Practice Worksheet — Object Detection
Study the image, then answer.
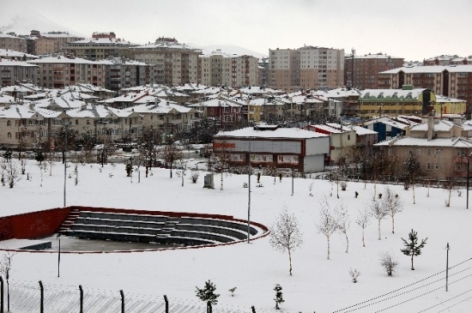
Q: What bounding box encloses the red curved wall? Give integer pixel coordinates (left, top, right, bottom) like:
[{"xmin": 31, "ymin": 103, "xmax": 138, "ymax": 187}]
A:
[{"xmin": 0, "ymin": 208, "xmax": 71, "ymax": 240}]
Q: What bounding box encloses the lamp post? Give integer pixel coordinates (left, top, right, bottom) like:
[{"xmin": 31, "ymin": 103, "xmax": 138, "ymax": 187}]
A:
[
  {"xmin": 247, "ymin": 137, "xmax": 252, "ymax": 244},
  {"xmin": 291, "ymin": 168, "xmax": 297, "ymax": 196},
  {"xmin": 467, "ymin": 155, "xmax": 471, "ymax": 209},
  {"xmin": 62, "ymin": 119, "xmax": 72, "ymax": 208}
]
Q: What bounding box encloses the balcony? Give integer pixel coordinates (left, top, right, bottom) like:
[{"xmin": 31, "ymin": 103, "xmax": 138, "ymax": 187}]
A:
[{"xmin": 453, "ymin": 156, "xmax": 470, "ymax": 163}]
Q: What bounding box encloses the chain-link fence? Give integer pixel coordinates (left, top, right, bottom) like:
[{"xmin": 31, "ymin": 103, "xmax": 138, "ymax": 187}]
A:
[{"xmin": 5, "ymin": 279, "xmax": 272, "ymax": 313}]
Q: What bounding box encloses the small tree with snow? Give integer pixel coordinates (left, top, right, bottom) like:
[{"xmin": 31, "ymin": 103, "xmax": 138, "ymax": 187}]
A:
[
  {"xmin": 401, "ymin": 229, "xmax": 428, "ymax": 270},
  {"xmin": 355, "ymin": 208, "xmax": 371, "ymax": 247},
  {"xmin": 195, "ymin": 280, "xmax": 219, "ymax": 305},
  {"xmin": 370, "ymin": 199, "xmax": 387, "ymax": 240},
  {"xmin": 228, "ymin": 287, "xmax": 236, "ymax": 297},
  {"xmin": 316, "ymin": 197, "xmax": 338, "ymax": 259},
  {"xmin": 379, "ymin": 251, "xmax": 398, "ymax": 276},
  {"xmin": 349, "ymin": 268, "xmax": 361, "ymax": 283},
  {"xmin": 269, "ymin": 207, "xmax": 303, "ymax": 276},
  {"xmin": 273, "ymin": 284, "xmax": 284, "ymax": 310},
  {"xmin": 190, "ymin": 170, "xmax": 199, "ymax": 183},
  {"xmin": 0, "ymin": 252, "xmax": 14, "ymax": 311},
  {"xmin": 335, "ymin": 204, "xmax": 350, "ymax": 253},
  {"xmin": 382, "ymin": 187, "xmax": 403, "ymax": 234}
]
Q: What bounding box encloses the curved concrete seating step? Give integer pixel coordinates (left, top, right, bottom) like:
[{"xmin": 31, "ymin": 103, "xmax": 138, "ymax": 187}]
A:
[
  {"xmin": 180, "ymin": 217, "xmax": 258, "ymax": 236},
  {"xmin": 70, "ymin": 230, "xmax": 218, "ymax": 246},
  {"xmin": 60, "ymin": 210, "xmax": 264, "ymax": 247}
]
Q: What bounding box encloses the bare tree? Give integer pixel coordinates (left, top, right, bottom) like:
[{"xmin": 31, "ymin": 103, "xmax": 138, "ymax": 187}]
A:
[
  {"xmin": 443, "ymin": 180, "xmax": 455, "ymax": 207},
  {"xmin": 379, "ymin": 251, "xmax": 399, "ymax": 276},
  {"xmin": 161, "ymin": 143, "xmax": 183, "ymax": 178},
  {"xmin": 0, "ymin": 252, "xmax": 14, "ymax": 311},
  {"xmin": 335, "ymin": 204, "xmax": 350, "ymax": 253},
  {"xmin": 316, "ymin": 197, "xmax": 338, "ymax": 260},
  {"xmin": 96, "ymin": 126, "xmax": 116, "ymax": 168},
  {"xmin": 213, "ymin": 139, "xmax": 233, "ymax": 191},
  {"xmin": 269, "ymin": 207, "xmax": 303, "ymax": 276},
  {"xmin": 355, "ymin": 207, "xmax": 371, "ymax": 247},
  {"xmin": 6, "ymin": 161, "xmax": 22, "ymax": 188},
  {"xmin": 137, "ymin": 127, "xmax": 161, "ymax": 177},
  {"xmin": 403, "ymin": 155, "xmax": 421, "ymax": 204},
  {"xmin": 370, "ymin": 199, "xmax": 387, "ymax": 240},
  {"xmin": 382, "ymin": 187, "xmax": 403, "ymax": 234}
]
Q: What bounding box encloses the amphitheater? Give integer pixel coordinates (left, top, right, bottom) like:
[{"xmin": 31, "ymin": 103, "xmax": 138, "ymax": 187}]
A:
[{"xmin": 0, "ymin": 206, "xmax": 269, "ymax": 252}]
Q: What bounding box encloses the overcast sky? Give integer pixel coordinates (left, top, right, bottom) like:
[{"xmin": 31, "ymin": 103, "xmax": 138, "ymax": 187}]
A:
[{"xmin": 1, "ymin": 0, "xmax": 471, "ymax": 61}]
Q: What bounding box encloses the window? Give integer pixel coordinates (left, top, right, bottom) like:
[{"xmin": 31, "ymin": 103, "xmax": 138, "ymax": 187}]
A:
[
  {"xmin": 347, "ymin": 135, "xmax": 351, "ymax": 140},
  {"xmin": 435, "ymin": 149, "xmax": 441, "ymax": 155},
  {"xmin": 427, "ymin": 149, "xmax": 431, "ymax": 156},
  {"xmin": 427, "ymin": 163, "xmax": 431, "ymax": 170},
  {"xmin": 417, "ymin": 149, "xmax": 421, "ymax": 156},
  {"xmin": 457, "ymin": 164, "xmax": 461, "ymax": 171},
  {"xmin": 435, "ymin": 163, "xmax": 439, "ymax": 170},
  {"xmin": 7, "ymin": 132, "xmax": 11, "ymax": 139},
  {"xmin": 75, "ymin": 120, "xmax": 78, "ymax": 125},
  {"xmin": 7, "ymin": 120, "xmax": 11, "ymax": 127},
  {"xmin": 86, "ymin": 120, "xmax": 90, "ymax": 125},
  {"xmin": 388, "ymin": 148, "xmax": 392, "ymax": 155}
]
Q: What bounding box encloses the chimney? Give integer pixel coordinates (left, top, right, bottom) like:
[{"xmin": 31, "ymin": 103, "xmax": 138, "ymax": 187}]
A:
[{"xmin": 427, "ymin": 110, "xmax": 435, "ymax": 141}]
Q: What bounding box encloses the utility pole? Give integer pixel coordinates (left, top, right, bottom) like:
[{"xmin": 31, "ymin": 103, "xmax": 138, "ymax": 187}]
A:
[{"xmin": 446, "ymin": 242, "xmax": 450, "ymax": 291}]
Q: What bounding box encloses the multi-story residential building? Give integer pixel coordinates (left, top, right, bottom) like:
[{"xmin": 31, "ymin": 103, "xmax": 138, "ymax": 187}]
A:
[
  {"xmin": 269, "ymin": 48, "xmax": 299, "ymax": 91},
  {"xmin": 0, "ymin": 48, "xmax": 38, "ymax": 61},
  {"xmin": 63, "ymin": 32, "xmax": 137, "ymax": 61},
  {"xmin": 200, "ymin": 49, "xmax": 259, "ymax": 88},
  {"xmin": 423, "ymin": 55, "xmax": 472, "ymax": 66},
  {"xmin": 132, "ymin": 37, "xmax": 201, "ymax": 86},
  {"xmin": 102, "ymin": 58, "xmax": 155, "ymax": 91},
  {"xmin": 358, "ymin": 86, "xmax": 437, "ymax": 118},
  {"xmin": 188, "ymin": 96, "xmax": 242, "ymax": 130},
  {"xmin": 378, "ymin": 65, "xmax": 472, "ymax": 115},
  {"xmin": 0, "ymin": 32, "xmax": 26, "ymax": 53},
  {"xmin": 258, "ymin": 57, "xmax": 269, "ymax": 87},
  {"xmin": 35, "ymin": 31, "xmax": 84, "ymax": 55},
  {"xmin": 344, "ymin": 53, "xmax": 404, "ymax": 89},
  {"xmin": 28, "ymin": 56, "xmax": 107, "ymax": 89},
  {"xmin": 0, "ymin": 60, "xmax": 38, "ymax": 86},
  {"xmin": 269, "ymin": 46, "xmax": 344, "ymax": 91},
  {"xmin": 375, "ymin": 114, "xmax": 472, "ymax": 180}
]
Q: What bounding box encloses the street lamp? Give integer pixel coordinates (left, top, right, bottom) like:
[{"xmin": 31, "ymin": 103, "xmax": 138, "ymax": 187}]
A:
[
  {"xmin": 467, "ymin": 153, "xmax": 472, "ymax": 209},
  {"xmin": 247, "ymin": 136, "xmax": 253, "ymax": 244},
  {"xmin": 291, "ymin": 168, "xmax": 297, "ymax": 196},
  {"xmin": 62, "ymin": 118, "xmax": 72, "ymax": 208},
  {"xmin": 129, "ymin": 157, "xmax": 134, "ymax": 183}
]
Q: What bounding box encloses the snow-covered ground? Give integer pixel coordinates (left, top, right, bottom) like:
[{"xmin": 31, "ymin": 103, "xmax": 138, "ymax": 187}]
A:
[{"xmin": 2, "ymin": 159, "xmax": 472, "ymax": 312}]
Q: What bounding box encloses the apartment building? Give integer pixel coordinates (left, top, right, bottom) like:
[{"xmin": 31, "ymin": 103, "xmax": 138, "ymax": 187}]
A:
[
  {"xmin": 102, "ymin": 58, "xmax": 155, "ymax": 91},
  {"xmin": 268, "ymin": 48, "xmax": 299, "ymax": 90},
  {"xmin": 63, "ymin": 32, "xmax": 137, "ymax": 61},
  {"xmin": 269, "ymin": 46, "xmax": 344, "ymax": 91},
  {"xmin": 28, "ymin": 56, "xmax": 107, "ymax": 89},
  {"xmin": 0, "ymin": 32, "xmax": 26, "ymax": 53},
  {"xmin": 0, "ymin": 48, "xmax": 38, "ymax": 61},
  {"xmin": 132, "ymin": 37, "xmax": 201, "ymax": 86},
  {"xmin": 424, "ymin": 55, "xmax": 472, "ymax": 66},
  {"xmin": 378, "ymin": 65, "xmax": 472, "ymax": 114},
  {"xmin": 200, "ymin": 49, "xmax": 259, "ymax": 88},
  {"xmin": 0, "ymin": 59, "xmax": 38, "ymax": 86},
  {"xmin": 344, "ymin": 53, "xmax": 404, "ymax": 89},
  {"xmin": 35, "ymin": 31, "xmax": 84, "ymax": 55}
]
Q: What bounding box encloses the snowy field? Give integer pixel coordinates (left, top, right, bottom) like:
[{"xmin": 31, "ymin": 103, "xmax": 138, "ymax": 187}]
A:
[{"xmin": 1, "ymin": 158, "xmax": 472, "ymax": 312}]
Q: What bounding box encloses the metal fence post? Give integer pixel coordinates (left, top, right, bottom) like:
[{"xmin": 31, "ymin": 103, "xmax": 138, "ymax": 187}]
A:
[
  {"xmin": 0, "ymin": 276, "xmax": 3, "ymax": 313},
  {"xmin": 79, "ymin": 285, "xmax": 83, "ymax": 313},
  {"xmin": 39, "ymin": 281, "xmax": 44, "ymax": 313},
  {"xmin": 120, "ymin": 290, "xmax": 125, "ymax": 313},
  {"xmin": 163, "ymin": 295, "xmax": 169, "ymax": 313}
]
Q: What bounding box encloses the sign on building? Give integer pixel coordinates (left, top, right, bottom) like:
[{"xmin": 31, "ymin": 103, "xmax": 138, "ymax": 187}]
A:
[
  {"xmin": 250, "ymin": 154, "xmax": 273, "ymax": 163},
  {"xmin": 278, "ymin": 155, "xmax": 299, "ymax": 164}
]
